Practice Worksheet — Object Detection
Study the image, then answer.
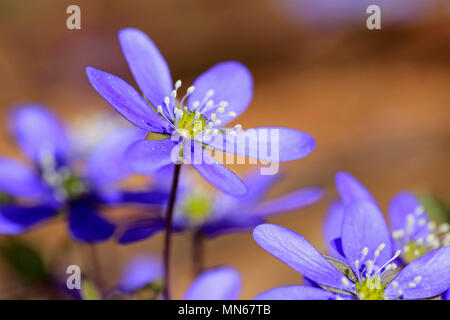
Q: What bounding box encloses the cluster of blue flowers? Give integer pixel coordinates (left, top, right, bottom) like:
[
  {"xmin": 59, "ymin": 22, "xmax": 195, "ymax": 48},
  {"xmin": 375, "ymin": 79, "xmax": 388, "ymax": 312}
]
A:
[{"xmin": 0, "ymin": 28, "xmax": 448, "ymax": 300}]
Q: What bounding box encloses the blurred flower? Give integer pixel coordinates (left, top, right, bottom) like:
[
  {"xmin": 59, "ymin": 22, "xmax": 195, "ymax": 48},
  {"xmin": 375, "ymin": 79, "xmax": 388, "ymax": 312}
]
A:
[
  {"xmin": 253, "ymin": 202, "xmax": 450, "ymax": 300},
  {"xmin": 117, "ymin": 168, "xmax": 323, "ymax": 244},
  {"xmin": 325, "ymin": 172, "xmax": 450, "ymax": 265},
  {"xmin": 116, "ymin": 254, "xmax": 240, "ymax": 300},
  {"xmin": 86, "ymin": 28, "xmax": 315, "ymax": 196},
  {"xmin": 275, "ymin": 0, "xmax": 439, "ymax": 30},
  {"xmin": 0, "ymin": 105, "xmax": 164, "ymax": 243}
]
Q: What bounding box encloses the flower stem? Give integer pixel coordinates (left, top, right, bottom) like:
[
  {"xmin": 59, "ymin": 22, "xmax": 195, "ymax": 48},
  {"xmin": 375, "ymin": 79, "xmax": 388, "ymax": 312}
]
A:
[
  {"xmin": 162, "ymin": 163, "xmax": 182, "ymax": 300},
  {"xmin": 192, "ymin": 231, "xmax": 205, "ymax": 277}
]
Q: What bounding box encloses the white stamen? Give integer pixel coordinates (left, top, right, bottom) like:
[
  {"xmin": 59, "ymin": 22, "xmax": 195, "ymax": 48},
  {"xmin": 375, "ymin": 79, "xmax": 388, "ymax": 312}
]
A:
[
  {"xmin": 210, "ymin": 113, "xmax": 216, "ymax": 121},
  {"xmin": 228, "ymin": 111, "xmax": 237, "ymax": 117},
  {"xmin": 438, "ymin": 223, "xmax": 449, "ymax": 233},
  {"xmin": 234, "ymin": 124, "xmax": 242, "ymax": 130},
  {"xmin": 391, "ymin": 281, "xmax": 398, "ymax": 289},
  {"xmin": 408, "ymin": 282, "xmax": 416, "ymax": 288},
  {"xmin": 341, "ymin": 277, "xmax": 350, "ymax": 287},
  {"xmin": 214, "ymin": 119, "xmax": 222, "ymax": 126},
  {"xmin": 187, "ymin": 86, "xmax": 195, "ymax": 93},
  {"xmin": 175, "ymin": 80, "xmax": 182, "ymax": 89},
  {"xmin": 413, "ymin": 276, "xmax": 422, "ymax": 283},
  {"xmin": 217, "ymin": 107, "xmax": 225, "ymax": 113},
  {"xmin": 219, "ymin": 101, "xmax": 228, "ymax": 107}
]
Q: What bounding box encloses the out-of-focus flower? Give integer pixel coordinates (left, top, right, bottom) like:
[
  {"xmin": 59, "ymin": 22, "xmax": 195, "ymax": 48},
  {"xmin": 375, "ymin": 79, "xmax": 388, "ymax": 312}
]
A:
[
  {"xmin": 253, "ymin": 202, "xmax": 450, "ymax": 300},
  {"xmin": 116, "ymin": 254, "xmax": 240, "ymax": 300},
  {"xmin": 274, "ymin": 0, "xmax": 439, "ymax": 30},
  {"xmin": 86, "ymin": 28, "xmax": 315, "ymax": 196},
  {"xmin": 0, "ymin": 105, "xmax": 164, "ymax": 243},
  {"xmin": 117, "ymin": 168, "xmax": 323, "ymax": 244}
]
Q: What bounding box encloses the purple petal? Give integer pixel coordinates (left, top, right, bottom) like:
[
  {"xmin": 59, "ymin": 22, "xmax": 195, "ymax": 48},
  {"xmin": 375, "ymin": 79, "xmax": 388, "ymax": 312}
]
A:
[
  {"xmin": 442, "ymin": 289, "xmax": 450, "ymax": 300},
  {"xmin": 385, "ymin": 247, "xmax": 450, "ymax": 299},
  {"xmin": 253, "ymin": 224, "xmax": 349, "ymax": 290},
  {"xmin": 120, "ymin": 254, "xmax": 163, "ymax": 293},
  {"xmin": 0, "ymin": 205, "xmax": 57, "ymax": 234},
  {"xmin": 255, "ymin": 285, "xmax": 338, "ymax": 300},
  {"xmin": 117, "ymin": 218, "xmax": 165, "ymax": 244},
  {"xmin": 125, "ymin": 139, "xmax": 178, "ymax": 174},
  {"xmin": 85, "ymin": 66, "xmax": 168, "ymax": 132},
  {"xmin": 10, "ymin": 105, "xmax": 70, "ymax": 163},
  {"xmin": 189, "ymin": 145, "xmax": 247, "ymax": 196},
  {"xmin": 323, "ymin": 199, "xmax": 346, "ymax": 260},
  {"xmin": 118, "ymin": 28, "xmax": 173, "ymax": 113},
  {"xmin": 87, "ymin": 128, "xmax": 146, "ymax": 188},
  {"xmin": 241, "ymin": 170, "xmax": 281, "ymax": 203},
  {"xmin": 389, "ymin": 192, "xmax": 429, "ymax": 239},
  {"xmin": 341, "ymin": 200, "xmax": 392, "ymax": 278},
  {"xmin": 207, "ymin": 127, "xmax": 315, "ymax": 162},
  {"xmin": 246, "ymin": 187, "xmax": 323, "ymax": 217},
  {"xmin": 0, "ymin": 158, "xmax": 47, "ymax": 197},
  {"xmin": 188, "ymin": 61, "xmax": 252, "ymax": 125},
  {"xmin": 184, "ymin": 267, "xmax": 241, "ymax": 300},
  {"xmin": 334, "ymin": 171, "xmax": 375, "ymax": 206},
  {"xmin": 68, "ymin": 202, "xmax": 116, "ymax": 243},
  {"xmin": 201, "ymin": 215, "xmax": 264, "ymax": 237}
]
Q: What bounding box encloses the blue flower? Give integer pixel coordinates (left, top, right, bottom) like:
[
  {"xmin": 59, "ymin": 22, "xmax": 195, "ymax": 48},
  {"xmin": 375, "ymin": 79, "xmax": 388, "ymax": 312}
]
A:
[
  {"xmin": 0, "ymin": 105, "xmax": 163, "ymax": 243},
  {"xmin": 86, "ymin": 28, "xmax": 316, "ymax": 196},
  {"xmin": 118, "ymin": 254, "xmax": 241, "ymax": 300},
  {"xmin": 253, "ymin": 201, "xmax": 450, "ymax": 300},
  {"xmin": 326, "ymin": 172, "xmax": 450, "ymax": 264},
  {"xmin": 117, "ymin": 168, "xmax": 323, "ymax": 244}
]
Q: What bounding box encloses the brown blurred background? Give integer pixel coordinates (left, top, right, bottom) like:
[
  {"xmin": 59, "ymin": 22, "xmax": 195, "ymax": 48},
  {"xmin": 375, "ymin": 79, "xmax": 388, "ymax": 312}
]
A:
[{"xmin": 0, "ymin": 0, "xmax": 449, "ymax": 299}]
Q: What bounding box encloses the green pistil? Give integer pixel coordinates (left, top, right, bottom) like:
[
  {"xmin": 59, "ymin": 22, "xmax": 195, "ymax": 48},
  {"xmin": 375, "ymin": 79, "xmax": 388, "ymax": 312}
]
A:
[
  {"xmin": 183, "ymin": 193, "xmax": 213, "ymax": 225},
  {"xmin": 356, "ymin": 277, "xmax": 386, "ymax": 300},
  {"xmin": 177, "ymin": 110, "xmax": 207, "ymax": 138},
  {"xmin": 0, "ymin": 192, "xmax": 13, "ymax": 205},
  {"xmin": 62, "ymin": 173, "xmax": 86, "ymax": 200},
  {"xmin": 402, "ymin": 241, "xmax": 427, "ymax": 263}
]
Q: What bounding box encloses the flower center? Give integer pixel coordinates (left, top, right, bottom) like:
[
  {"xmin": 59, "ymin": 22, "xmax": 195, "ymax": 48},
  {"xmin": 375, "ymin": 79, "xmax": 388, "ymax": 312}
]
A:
[
  {"xmin": 348, "ymin": 244, "xmax": 402, "ymax": 300},
  {"xmin": 392, "ymin": 206, "xmax": 450, "ymax": 263},
  {"xmin": 356, "ymin": 277, "xmax": 386, "ymax": 300},
  {"xmin": 182, "ymin": 193, "xmax": 213, "ymax": 226},
  {"xmin": 151, "ymin": 80, "xmax": 242, "ymax": 140},
  {"xmin": 39, "ymin": 153, "xmax": 86, "ymax": 201}
]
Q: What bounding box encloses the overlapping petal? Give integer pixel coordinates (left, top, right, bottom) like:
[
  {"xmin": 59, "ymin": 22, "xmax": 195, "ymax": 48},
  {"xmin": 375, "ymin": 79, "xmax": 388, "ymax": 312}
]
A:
[
  {"xmin": 189, "ymin": 144, "xmax": 247, "ymax": 196},
  {"xmin": 384, "ymin": 246, "xmax": 450, "ymax": 299},
  {"xmin": 86, "ymin": 66, "xmax": 168, "ymax": 132},
  {"xmin": 253, "ymin": 224, "xmax": 349, "ymax": 291},
  {"xmin": 188, "ymin": 61, "xmax": 252, "ymax": 125},
  {"xmin": 341, "ymin": 200, "xmax": 393, "ymax": 278},
  {"xmin": 118, "ymin": 28, "xmax": 173, "ymax": 115},
  {"xmin": 125, "ymin": 139, "xmax": 178, "ymax": 174},
  {"xmin": 323, "ymin": 199, "xmax": 346, "ymax": 260}
]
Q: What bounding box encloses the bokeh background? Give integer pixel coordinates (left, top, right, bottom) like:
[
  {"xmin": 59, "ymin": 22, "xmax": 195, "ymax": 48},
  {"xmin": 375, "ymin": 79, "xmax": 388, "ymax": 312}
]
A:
[{"xmin": 0, "ymin": 0, "xmax": 449, "ymax": 299}]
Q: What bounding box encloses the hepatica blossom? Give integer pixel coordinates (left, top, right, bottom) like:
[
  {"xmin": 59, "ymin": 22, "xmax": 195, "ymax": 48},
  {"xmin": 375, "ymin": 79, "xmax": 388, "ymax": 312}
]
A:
[
  {"xmin": 0, "ymin": 105, "xmax": 158, "ymax": 243},
  {"xmin": 86, "ymin": 28, "xmax": 315, "ymax": 196},
  {"xmin": 117, "ymin": 254, "xmax": 241, "ymax": 300},
  {"xmin": 326, "ymin": 172, "xmax": 450, "ymax": 265},
  {"xmin": 117, "ymin": 169, "xmax": 323, "ymax": 244},
  {"xmin": 254, "ymin": 200, "xmax": 450, "ymax": 300}
]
